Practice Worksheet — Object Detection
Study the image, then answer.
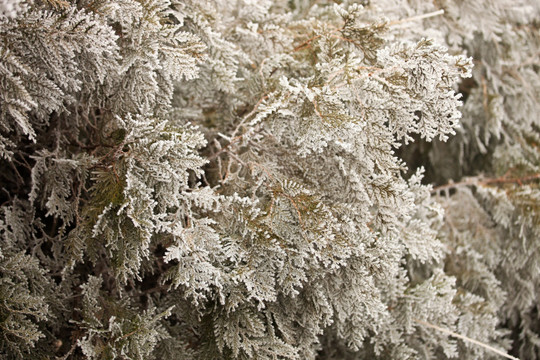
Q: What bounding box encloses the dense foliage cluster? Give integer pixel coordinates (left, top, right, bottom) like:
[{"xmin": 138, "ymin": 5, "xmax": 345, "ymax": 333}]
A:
[{"xmin": 0, "ymin": 0, "xmax": 538, "ymax": 359}]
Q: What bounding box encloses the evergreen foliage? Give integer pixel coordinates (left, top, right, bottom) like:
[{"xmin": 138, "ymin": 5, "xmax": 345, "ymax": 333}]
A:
[{"xmin": 0, "ymin": 0, "xmax": 538, "ymax": 359}]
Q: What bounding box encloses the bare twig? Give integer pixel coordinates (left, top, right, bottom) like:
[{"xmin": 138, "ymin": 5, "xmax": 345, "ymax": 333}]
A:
[
  {"xmin": 432, "ymin": 173, "xmax": 540, "ymax": 193},
  {"xmin": 389, "ymin": 9, "xmax": 445, "ymax": 26},
  {"xmin": 414, "ymin": 318, "xmax": 519, "ymax": 360},
  {"xmin": 231, "ymin": 94, "xmax": 268, "ymax": 139}
]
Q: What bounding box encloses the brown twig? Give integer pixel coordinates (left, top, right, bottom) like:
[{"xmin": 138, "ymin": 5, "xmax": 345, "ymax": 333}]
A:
[
  {"xmin": 432, "ymin": 173, "xmax": 540, "ymax": 193},
  {"xmin": 293, "ymin": 28, "xmax": 342, "ymax": 52}
]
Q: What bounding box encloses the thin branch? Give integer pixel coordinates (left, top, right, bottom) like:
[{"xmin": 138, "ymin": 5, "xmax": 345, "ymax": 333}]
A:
[
  {"xmin": 118, "ymin": 328, "xmax": 140, "ymax": 341},
  {"xmin": 414, "ymin": 319, "xmax": 519, "ymax": 360},
  {"xmin": 209, "ymin": 94, "xmax": 269, "ymax": 167},
  {"xmin": 293, "ymin": 28, "xmax": 342, "ymax": 52},
  {"xmin": 231, "ymin": 94, "xmax": 268, "ymax": 138},
  {"xmin": 432, "ymin": 173, "xmax": 540, "ymax": 193},
  {"xmin": 389, "ymin": 9, "xmax": 445, "ymax": 26},
  {"xmin": 311, "ymin": 98, "xmax": 324, "ymax": 120}
]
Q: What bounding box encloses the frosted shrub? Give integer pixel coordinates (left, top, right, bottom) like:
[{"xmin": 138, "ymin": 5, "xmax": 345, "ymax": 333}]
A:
[{"xmin": 0, "ymin": 1, "xmax": 537, "ymax": 359}]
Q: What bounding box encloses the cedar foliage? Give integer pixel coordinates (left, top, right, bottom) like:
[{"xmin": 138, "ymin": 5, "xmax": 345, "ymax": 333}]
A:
[{"xmin": 0, "ymin": 0, "xmax": 538, "ymax": 359}]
